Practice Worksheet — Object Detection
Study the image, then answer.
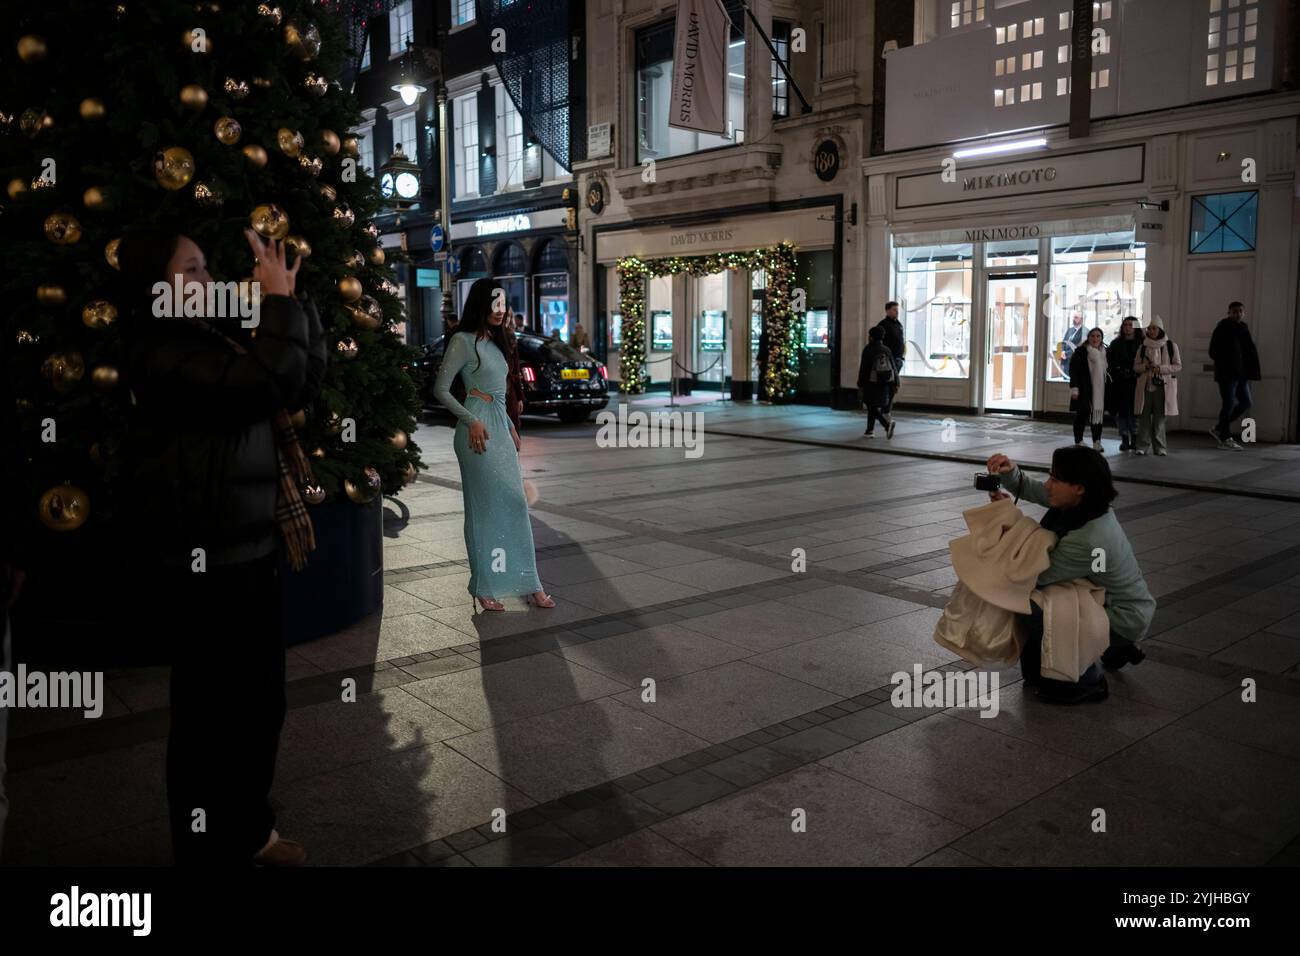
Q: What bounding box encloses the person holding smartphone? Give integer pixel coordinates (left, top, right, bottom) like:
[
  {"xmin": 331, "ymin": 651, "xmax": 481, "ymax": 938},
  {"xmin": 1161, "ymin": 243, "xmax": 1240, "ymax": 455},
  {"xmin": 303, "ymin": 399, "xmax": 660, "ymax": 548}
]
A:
[{"xmin": 983, "ymin": 447, "xmax": 1155, "ymax": 703}]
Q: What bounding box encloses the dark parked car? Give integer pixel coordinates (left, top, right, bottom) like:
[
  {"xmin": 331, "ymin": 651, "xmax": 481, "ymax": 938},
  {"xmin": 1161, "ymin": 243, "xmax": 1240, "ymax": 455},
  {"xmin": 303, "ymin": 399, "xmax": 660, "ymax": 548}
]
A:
[{"xmin": 416, "ymin": 330, "xmax": 609, "ymax": 424}]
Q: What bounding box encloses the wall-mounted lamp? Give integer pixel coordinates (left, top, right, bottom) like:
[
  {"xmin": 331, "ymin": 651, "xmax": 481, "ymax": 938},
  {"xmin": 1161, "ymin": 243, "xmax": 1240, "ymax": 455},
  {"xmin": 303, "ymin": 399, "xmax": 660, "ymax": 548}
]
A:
[{"xmin": 481, "ymin": 144, "xmax": 495, "ymax": 158}]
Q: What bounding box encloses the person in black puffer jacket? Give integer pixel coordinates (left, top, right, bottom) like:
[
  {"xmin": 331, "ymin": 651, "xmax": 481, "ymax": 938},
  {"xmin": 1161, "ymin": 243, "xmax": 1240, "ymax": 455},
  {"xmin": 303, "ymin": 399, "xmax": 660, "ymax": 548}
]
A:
[
  {"xmin": 118, "ymin": 226, "xmax": 323, "ymax": 867},
  {"xmin": 1105, "ymin": 317, "xmax": 1142, "ymax": 452},
  {"xmin": 1208, "ymin": 301, "xmax": 1261, "ymax": 448}
]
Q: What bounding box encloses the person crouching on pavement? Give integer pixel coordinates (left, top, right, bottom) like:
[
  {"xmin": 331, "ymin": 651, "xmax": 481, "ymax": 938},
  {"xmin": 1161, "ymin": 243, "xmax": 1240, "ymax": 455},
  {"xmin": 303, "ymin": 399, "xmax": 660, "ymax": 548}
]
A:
[{"xmin": 984, "ymin": 446, "xmax": 1156, "ymax": 704}]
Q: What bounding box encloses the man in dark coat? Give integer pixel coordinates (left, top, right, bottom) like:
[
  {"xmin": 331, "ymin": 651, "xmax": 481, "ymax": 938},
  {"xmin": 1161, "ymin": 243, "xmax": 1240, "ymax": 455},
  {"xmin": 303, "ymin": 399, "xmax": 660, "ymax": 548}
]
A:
[
  {"xmin": 874, "ymin": 302, "xmax": 906, "ymax": 400},
  {"xmin": 1208, "ymin": 301, "xmax": 1261, "ymax": 448}
]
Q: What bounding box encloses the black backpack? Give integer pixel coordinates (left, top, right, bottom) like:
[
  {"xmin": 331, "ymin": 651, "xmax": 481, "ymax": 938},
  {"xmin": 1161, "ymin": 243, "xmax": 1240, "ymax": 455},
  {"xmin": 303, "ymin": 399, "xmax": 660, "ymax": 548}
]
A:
[{"xmin": 871, "ymin": 349, "xmax": 894, "ymax": 383}]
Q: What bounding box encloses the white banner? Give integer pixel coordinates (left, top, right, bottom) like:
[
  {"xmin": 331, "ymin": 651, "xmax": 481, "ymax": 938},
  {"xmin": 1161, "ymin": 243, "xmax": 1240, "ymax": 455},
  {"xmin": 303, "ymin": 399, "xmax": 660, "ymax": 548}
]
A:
[{"xmin": 669, "ymin": 0, "xmax": 729, "ymax": 136}]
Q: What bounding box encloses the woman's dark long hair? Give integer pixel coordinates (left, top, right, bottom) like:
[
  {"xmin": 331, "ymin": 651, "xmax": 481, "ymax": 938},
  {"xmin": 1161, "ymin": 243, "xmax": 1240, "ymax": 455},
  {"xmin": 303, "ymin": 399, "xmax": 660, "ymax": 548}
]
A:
[
  {"xmin": 457, "ymin": 276, "xmax": 515, "ymax": 372},
  {"xmin": 116, "ymin": 226, "xmax": 182, "ymax": 322},
  {"xmin": 1040, "ymin": 444, "xmax": 1118, "ymax": 536}
]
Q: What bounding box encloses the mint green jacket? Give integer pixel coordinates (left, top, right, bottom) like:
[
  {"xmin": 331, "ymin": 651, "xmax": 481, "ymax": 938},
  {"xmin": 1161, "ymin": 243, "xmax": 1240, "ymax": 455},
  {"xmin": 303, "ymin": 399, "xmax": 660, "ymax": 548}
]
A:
[{"xmin": 999, "ymin": 467, "xmax": 1156, "ymax": 639}]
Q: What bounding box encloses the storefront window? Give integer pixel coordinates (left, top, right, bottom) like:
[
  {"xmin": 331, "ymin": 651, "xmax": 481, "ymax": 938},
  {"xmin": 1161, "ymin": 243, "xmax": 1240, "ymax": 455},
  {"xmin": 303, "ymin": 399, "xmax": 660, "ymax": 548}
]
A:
[
  {"xmin": 635, "ymin": 5, "xmax": 745, "ymax": 164},
  {"xmin": 651, "ymin": 311, "xmax": 673, "ymax": 350},
  {"xmin": 455, "ymin": 245, "xmax": 489, "ymax": 316},
  {"xmin": 985, "ymin": 239, "xmax": 1038, "ymax": 267},
  {"xmin": 892, "ymin": 243, "xmax": 974, "ymax": 378},
  {"xmin": 1046, "ymin": 232, "xmax": 1145, "ymax": 380},
  {"xmin": 805, "ymin": 310, "xmax": 829, "ymax": 349},
  {"xmin": 1189, "ymin": 191, "xmax": 1257, "ymax": 253},
  {"xmin": 610, "ymin": 312, "xmax": 622, "ymax": 350}
]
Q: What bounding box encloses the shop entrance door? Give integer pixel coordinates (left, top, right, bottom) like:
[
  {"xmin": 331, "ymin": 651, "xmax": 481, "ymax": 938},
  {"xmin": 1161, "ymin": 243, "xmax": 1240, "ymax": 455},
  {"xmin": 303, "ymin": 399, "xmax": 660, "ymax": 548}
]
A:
[{"xmin": 984, "ymin": 272, "xmax": 1037, "ymax": 412}]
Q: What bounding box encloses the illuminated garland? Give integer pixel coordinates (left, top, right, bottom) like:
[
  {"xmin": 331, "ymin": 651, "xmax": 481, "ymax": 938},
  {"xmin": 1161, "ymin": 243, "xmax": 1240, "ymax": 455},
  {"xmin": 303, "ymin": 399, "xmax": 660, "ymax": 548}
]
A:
[{"xmin": 616, "ymin": 242, "xmax": 801, "ymax": 400}]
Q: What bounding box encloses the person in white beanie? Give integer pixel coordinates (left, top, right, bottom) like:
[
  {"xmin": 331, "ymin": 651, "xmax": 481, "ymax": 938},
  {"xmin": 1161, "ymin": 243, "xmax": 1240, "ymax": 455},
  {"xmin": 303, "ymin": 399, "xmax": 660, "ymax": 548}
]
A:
[
  {"xmin": 1132, "ymin": 317, "xmax": 1181, "ymax": 456},
  {"xmin": 1067, "ymin": 327, "xmax": 1108, "ymax": 451}
]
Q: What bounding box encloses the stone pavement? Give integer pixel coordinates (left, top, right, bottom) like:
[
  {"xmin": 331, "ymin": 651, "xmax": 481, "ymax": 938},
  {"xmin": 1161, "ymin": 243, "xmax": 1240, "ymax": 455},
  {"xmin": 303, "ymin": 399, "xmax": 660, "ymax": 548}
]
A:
[{"xmin": 5, "ymin": 403, "xmax": 1300, "ymax": 867}]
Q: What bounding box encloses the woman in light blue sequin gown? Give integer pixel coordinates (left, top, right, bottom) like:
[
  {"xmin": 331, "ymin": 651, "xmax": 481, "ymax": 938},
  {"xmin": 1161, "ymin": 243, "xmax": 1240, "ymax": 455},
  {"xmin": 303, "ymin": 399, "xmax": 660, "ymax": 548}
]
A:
[{"xmin": 434, "ymin": 278, "xmax": 554, "ymax": 612}]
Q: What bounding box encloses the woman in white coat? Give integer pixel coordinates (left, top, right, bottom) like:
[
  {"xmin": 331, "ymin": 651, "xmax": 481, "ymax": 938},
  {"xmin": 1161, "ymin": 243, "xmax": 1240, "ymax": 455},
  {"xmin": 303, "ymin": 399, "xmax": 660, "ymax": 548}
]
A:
[{"xmin": 1132, "ymin": 316, "xmax": 1181, "ymax": 456}]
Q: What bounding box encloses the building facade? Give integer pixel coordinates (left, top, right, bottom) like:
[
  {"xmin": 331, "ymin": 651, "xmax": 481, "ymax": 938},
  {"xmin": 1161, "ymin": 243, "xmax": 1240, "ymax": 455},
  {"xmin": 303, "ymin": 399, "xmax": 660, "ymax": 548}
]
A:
[
  {"xmin": 349, "ymin": 0, "xmax": 582, "ymax": 347},
  {"xmin": 577, "ymin": 0, "xmax": 874, "ymax": 402},
  {"xmin": 861, "ymin": 0, "xmax": 1300, "ymax": 441}
]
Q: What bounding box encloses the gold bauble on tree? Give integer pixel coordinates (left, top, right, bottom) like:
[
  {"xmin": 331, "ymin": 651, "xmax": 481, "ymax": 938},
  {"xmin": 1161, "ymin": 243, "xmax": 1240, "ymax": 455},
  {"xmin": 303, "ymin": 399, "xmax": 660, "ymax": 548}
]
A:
[
  {"xmin": 257, "ymin": 4, "xmax": 283, "ymax": 26},
  {"xmin": 7, "ymin": 178, "xmax": 27, "ymax": 200},
  {"xmin": 193, "ymin": 181, "xmax": 223, "ymax": 206},
  {"xmin": 317, "ymin": 183, "xmax": 337, "ymax": 203},
  {"xmin": 336, "ymin": 337, "xmax": 359, "ymax": 360},
  {"xmin": 44, "ymin": 212, "xmax": 82, "ymax": 245},
  {"xmin": 285, "ymin": 235, "xmax": 312, "ymax": 259},
  {"xmin": 249, "ymin": 203, "xmax": 289, "ymax": 240},
  {"xmin": 223, "ymin": 77, "xmax": 250, "ymax": 100},
  {"xmin": 213, "ymin": 116, "xmax": 242, "ymax": 145},
  {"xmin": 302, "ymin": 483, "xmax": 326, "ymax": 505},
  {"xmin": 91, "ymin": 365, "xmax": 119, "ymax": 389},
  {"xmin": 346, "ymin": 296, "xmax": 383, "ymax": 331},
  {"xmin": 318, "ymin": 129, "xmax": 340, "ymax": 155},
  {"xmin": 340, "ymin": 135, "xmax": 359, "ymax": 157},
  {"xmin": 242, "ymin": 144, "xmax": 268, "ymax": 168},
  {"xmin": 16, "ymin": 330, "xmax": 38, "ymax": 346},
  {"xmin": 283, "ymin": 22, "xmax": 321, "ymax": 60},
  {"xmin": 36, "ymin": 285, "xmax": 66, "ymax": 305},
  {"xmin": 390, "ymin": 431, "xmax": 409, "ymax": 450},
  {"xmin": 298, "ymin": 154, "xmax": 322, "ymax": 177},
  {"xmin": 82, "ymin": 300, "xmax": 117, "ymax": 330},
  {"xmin": 180, "ymin": 84, "xmax": 209, "ymax": 110},
  {"xmin": 82, "ymin": 186, "xmax": 107, "ymax": 209},
  {"xmin": 338, "ymin": 277, "xmax": 363, "ymax": 302},
  {"xmin": 303, "ymin": 73, "xmax": 328, "ymax": 97},
  {"xmin": 345, "ymin": 250, "xmax": 364, "ymax": 271},
  {"xmin": 153, "ymin": 146, "xmax": 195, "ymax": 190},
  {"xmin": 17, "ymin": 35, "xmax": 47, "ymax": 63},
  {"xmin": 104, "ymin": 238, "xmax": 121, "ymax": 270},
  {"xmin": 367, "ymin": 246, "xmax": 386, "ymax": 266},
  {"xmin": 343, "ymin": 467, "xmax": 382, "ymax": 504},
  {"xmin": 79, "ymin": 98, "xmax": 106, "ymax": 120},
  {"xmin": 276, "ymin": 127, "xmax": 304, "ymax": 157},
  {"xmin": 38, "ymin": 484, "xmax": 91, "ymax": 532},
  {"xmin": 332, "ymin": 205, "xmax": 355, "ymax": 228}
]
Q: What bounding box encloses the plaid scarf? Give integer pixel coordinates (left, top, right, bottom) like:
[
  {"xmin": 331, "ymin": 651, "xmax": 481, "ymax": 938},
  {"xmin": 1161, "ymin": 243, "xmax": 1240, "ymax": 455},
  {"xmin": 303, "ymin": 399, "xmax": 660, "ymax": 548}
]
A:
[{"xmin": 211, "ymin": 324, "xmax": 316, "ymax": 571}]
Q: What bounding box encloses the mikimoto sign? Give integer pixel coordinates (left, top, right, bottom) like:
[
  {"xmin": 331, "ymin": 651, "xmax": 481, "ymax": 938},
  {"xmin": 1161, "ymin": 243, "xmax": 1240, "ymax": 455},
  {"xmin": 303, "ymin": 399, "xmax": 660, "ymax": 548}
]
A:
[{"xmin": 669, "ymin": 0, "xmax": 729, "ymax": 136}]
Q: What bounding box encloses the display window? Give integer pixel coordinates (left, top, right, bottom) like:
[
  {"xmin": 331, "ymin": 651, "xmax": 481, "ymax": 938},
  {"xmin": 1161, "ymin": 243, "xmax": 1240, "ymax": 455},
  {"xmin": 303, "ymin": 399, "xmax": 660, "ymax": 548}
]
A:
[
  {"xmin": 1046, "ymin": 232, "xmax": 1145, "ymax": 380},
  {"xmin": 892, "ymin": 243, "xmax": 974, "ymax": 378}
]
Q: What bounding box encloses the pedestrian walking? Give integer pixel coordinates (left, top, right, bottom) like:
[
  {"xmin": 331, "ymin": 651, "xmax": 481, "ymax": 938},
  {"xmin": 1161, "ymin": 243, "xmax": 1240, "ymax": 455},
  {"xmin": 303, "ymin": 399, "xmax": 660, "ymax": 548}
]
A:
[
  {"xmin": 118, "ymin": 227, "xmax": 322, "ymax": 866},
  {"xmin": 1132, "ymin": 316, "xmax": 1181, "ymax": 457},
  {"xmin": 1068, "ymin": 327, "xmax": 1108, "ymax": 451},
  {"xmin": 875, "ymin": 302, "xmax": 906, "ymax": 404},
  {"xmin": 857, "ymin": 326, "xmax": 897, "ymax": 439},
  {"xmin": 1106, "ymin": 317, "xmax": 1141, "ymax": 451},
  {"xmin": 1207, "ymin": 301, "xmax": 1260, "ymax": 449},
  {"xmin": 985, "ymin": 447, "xmax": 1156, "ymax": 704},
  {"xmin": 434, "ymin": 278, "xmax": 554, "ymax": 612}
]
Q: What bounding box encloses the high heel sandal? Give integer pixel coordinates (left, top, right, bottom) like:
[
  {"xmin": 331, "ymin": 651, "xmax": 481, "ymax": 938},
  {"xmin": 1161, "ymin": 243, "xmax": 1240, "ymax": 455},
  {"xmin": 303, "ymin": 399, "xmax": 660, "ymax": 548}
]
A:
[
  {"xmin": 526, "ymin": 592, "xmax": 556, "ymax": 608},
  {"xmin": 476, "ymin": 596, "xmax": 505, "ymax": 612}
]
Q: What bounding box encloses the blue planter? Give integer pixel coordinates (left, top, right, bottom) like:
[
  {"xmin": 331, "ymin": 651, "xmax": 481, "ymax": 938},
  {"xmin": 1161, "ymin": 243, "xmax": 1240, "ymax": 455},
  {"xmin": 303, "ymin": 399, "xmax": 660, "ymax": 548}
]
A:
[{"xmin": 280, "ymin": 496, "xmax": 383, "ymax": 647}]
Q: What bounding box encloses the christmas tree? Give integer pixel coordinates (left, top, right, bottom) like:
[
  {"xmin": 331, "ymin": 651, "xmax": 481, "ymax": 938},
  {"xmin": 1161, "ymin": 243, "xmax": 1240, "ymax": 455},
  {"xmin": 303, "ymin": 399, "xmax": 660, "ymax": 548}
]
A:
[{"xmin": 0, "ymin": 0, "xmax": 422, "ymax": 549}]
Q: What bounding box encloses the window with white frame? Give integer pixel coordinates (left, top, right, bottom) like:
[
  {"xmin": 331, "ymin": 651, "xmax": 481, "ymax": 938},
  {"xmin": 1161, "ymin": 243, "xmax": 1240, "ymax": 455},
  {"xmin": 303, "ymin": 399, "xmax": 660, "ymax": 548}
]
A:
[
  {"xmin": 950, "ymin": 0, "xmax": 985, "ymax": 29},
  {"xmin": 389, "ymin": 0, "xmax": 413, "ymax": 56},
  {"xmin": 452, "ymin": 0, "xmax": 476, "ymax": 28},
  {"xmin": 1206, "ymin": 0, "xmax": 1259, "ymax": 86},
  {"xmin": 453, "ymin": 92, "xmax": 479, "ymax": 198},
  {"xmin": 495, "ymin": 86, "xmax": 525, "ymax": 190},
  {"xmin": 391, "ymin": 111, "xmax": 417, "ymax": 162}
]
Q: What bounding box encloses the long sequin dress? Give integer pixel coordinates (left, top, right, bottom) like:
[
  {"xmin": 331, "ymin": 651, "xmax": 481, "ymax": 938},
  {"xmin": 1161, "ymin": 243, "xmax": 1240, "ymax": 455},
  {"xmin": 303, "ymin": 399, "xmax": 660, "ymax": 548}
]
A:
[{"xmin": 434, "ymin": 331, "xmax": 543, "ymax": 598}]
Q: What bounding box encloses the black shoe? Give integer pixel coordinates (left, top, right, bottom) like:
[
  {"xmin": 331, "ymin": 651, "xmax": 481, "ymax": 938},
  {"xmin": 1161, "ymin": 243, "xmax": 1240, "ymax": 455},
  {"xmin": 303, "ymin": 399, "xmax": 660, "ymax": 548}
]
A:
[
  {"xmin": 1101, "ymin": 643, "xmax": 1145, "ymax": 670},
  {"xmin": 1036, "ymin": 676, "xmax": 1109, "ymax": 705},
  {"xmin": 886, "ymin": 420, "xmax": 897, "ymax": 440},
  {"xmin": 1119, "ymin": 436, "xmax": 1131, "ymax": 451}
]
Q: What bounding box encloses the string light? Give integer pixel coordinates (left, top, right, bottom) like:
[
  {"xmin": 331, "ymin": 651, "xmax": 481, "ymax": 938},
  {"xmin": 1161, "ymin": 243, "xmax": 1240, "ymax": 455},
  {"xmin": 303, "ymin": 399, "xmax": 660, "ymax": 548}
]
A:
[{"xmin": 616, "ymin": 243, "xmax": 802, "ymax": 400}]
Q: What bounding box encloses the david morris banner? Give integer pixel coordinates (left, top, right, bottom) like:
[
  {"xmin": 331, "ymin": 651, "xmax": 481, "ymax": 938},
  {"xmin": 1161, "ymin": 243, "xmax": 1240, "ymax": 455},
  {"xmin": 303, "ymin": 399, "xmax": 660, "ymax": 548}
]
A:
[{"xmin": 669, "ymin": 0, "xmax": 729, "ymax": 136}]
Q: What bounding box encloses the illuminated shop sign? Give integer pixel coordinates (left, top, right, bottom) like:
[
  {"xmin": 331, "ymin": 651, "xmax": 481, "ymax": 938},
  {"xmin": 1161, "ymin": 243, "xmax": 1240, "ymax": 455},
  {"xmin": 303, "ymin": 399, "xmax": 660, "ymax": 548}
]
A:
[{"xmin": 475, "ymin": 214, "xmax": 532, "ymax": 236}]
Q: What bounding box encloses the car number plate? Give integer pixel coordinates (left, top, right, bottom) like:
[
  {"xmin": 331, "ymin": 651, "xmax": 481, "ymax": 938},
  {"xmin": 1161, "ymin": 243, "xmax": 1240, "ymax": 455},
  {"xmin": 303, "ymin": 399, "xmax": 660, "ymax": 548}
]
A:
[{"xmin": 561, "ymin": 368, "xmax": 589, "ymax": 380}]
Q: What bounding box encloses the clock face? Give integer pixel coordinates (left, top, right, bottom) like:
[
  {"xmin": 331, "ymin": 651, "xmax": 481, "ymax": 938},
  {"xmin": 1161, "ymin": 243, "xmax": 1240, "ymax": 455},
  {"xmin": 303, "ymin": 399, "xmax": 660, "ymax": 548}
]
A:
[
  {"xmin": 395, "ymin": 171, "xmax": 420, "ymax": 199},
  {"xmin": 379, "ymin": 173, "xmax": 396, "ymax": 198}
]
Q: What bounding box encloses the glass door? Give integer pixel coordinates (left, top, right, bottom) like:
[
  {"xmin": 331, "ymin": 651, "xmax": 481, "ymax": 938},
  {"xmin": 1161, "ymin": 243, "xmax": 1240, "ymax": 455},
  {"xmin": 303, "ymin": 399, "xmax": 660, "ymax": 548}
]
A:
[
  {"xmin": 984, "ymin": 272, "xmax": 1037, "ymax": 412},
  {"xmin": 693, "ymin": 271, "xmax": 728, "ymax": 384}
]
